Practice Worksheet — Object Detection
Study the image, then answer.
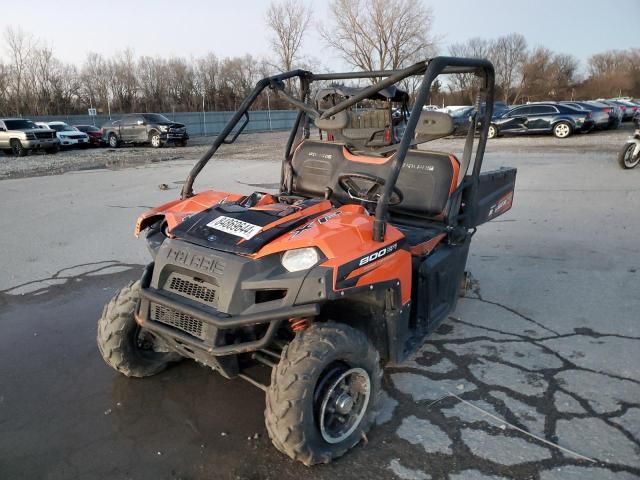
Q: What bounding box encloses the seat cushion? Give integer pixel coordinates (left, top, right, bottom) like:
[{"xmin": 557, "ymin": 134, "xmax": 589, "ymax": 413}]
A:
[{"xmin": 290, "ymin": 140, "xmax": 459, "ymax": 219}]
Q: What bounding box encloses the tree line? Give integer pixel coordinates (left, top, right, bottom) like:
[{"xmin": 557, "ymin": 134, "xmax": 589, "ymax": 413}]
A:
[
  {"xmin": 446, "ymin": 34, "xmax": 639, "ymax": 105},
  {"xmin": 0, "ymin": 0, "xmax": 638, "ymax": 117}
]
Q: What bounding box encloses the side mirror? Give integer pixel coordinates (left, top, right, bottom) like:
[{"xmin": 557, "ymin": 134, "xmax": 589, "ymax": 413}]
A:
[{"xmin": 0, "ymin": 127, "xmax": 5, "ymax": 132}]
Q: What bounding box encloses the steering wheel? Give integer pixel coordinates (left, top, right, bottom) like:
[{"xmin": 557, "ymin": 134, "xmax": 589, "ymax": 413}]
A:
[{"xmin": 337, "ymin": 173, "xmax": 403, "ymax": 206}]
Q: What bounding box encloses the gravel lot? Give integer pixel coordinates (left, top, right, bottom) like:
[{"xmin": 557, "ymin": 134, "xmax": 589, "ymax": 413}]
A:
[
  {"xmin": 0, "ymin": 124, "xmax": 634, "ymax": 180},
  {"xmin": 0, "ymin": 126, "xmax": 638, "ymax": 479}
]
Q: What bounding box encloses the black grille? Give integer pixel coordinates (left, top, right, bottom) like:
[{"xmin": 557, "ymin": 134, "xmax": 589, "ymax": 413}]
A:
[
  {"xmin": 70, "ymin": 134, "xmax": 86, "ymax": 140},
  {"xmin": 165, "ymin": 273, "xmax": 218, "ymax": 306},
  {"xmin": 151, "ymin": 304, "xmax": 204, "ymax": 339},
  {"xmin": 35, "ymin": 131, "xmax": 54, "ymax": 139}
]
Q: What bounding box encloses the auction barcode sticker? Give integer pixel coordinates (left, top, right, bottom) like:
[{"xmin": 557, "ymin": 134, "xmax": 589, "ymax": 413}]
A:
[{"xmin": 206, "ymin": 216, "xmax": 262, "ymax": 240}]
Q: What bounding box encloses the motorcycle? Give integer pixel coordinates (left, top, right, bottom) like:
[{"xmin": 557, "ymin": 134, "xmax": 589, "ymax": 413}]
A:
[{"xmin": 618, "ymin": 129, "xmax": 640, "ymax": 169}]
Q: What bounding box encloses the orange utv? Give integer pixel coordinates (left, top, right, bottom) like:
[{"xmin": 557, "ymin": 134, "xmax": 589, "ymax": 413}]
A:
[{"xmin": 97, "ymin": 56, "xmax": 516, "ymax": 465}]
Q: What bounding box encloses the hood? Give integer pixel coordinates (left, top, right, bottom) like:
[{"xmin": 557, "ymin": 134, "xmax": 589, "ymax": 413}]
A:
[
  {"xmin": 158, "ymin": 122, "xmax": 186, "ymax": 128},
  {"xmin": 15, "ymin": 128, "xmax": 56, "ymax": 133},
  {"xmin": 170, "ymin": 197, "xmax": 332, "ymax": 255}
]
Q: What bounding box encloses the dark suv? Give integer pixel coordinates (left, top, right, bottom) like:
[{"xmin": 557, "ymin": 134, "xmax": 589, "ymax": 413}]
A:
[
  {"xmin": 101, "ymin": 113, "xmax": 189, "ymax": 148},
  {"xmin": 488, "ymin": 103, "xmax": 594, "ymax": 139}
]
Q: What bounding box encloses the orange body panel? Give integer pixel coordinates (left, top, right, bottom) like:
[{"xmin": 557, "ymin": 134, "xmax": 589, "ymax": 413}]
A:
[
  {"xmin": 255, "ymin": 204, "xmax": 411, "ymax": 303},
  {"xmin": 134, "ymin": 190, "xmax": 243, "ymax": 236},
  {"xmin": 136, "ymin": 191, "xmax": 414, "ymax": 303}
]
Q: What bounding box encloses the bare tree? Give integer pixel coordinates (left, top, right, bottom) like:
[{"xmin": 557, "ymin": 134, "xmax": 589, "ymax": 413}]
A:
[
  {"xmin": 492, "ymin": 33, "xmax": 527, "ymax": 103},
  {"xmin": 4, "ymin": 27, "xmax": 36, "ymax": 115},
  {"xmin": 447, "ymin": 37, "xmax": 492, "ymax": 103},
  {"xmin": 321, "ymin": 0, "xmax": 436, "ymax": 74},
  {"xmin": 266, "ymin": 0, "xmax": 312, "ymax": 72}
]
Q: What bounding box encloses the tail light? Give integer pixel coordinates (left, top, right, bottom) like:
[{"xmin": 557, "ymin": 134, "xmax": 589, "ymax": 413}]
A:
[
  {"xmin": 384, "ymin": 127, "xmax": 392, "ymax": 143},
  {"xmin": 602, "ymin": 108, "xmax": 612, "ymax": 114}
]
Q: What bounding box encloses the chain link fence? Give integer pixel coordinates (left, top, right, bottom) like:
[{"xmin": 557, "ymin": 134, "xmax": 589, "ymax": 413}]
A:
[{"xmin": 29, "ymin": 110, "xmax": 298, "ymax": 137}]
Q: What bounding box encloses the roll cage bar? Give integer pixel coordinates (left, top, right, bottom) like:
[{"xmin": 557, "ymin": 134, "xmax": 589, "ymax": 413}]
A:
[{"xmin": 181, "ymin": 56, "xmax": 495, "ymax": 242}]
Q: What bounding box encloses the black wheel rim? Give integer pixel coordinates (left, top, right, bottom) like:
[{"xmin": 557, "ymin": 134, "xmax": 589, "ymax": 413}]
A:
[{"xmin": 314, "ymin": 364, "xmax": 371, "ymax": 444}]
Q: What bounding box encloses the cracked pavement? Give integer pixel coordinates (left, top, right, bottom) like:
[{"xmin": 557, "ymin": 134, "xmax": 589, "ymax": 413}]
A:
[{"xmin": 0, "ymin": 130, "xmax": 638, "ymax": 479}]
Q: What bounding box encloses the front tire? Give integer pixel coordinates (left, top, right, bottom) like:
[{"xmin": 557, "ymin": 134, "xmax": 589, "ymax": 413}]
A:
[
  {"xmin": 10, "ymin": 139, "xmax": 27, "ymax": 157},
  {"xmin": 97, "ymin": 281, "xmax": 180, "ymax": 377},
  {"xmin": 487, "ymin": 124, "xmax": 497, "ymax": 139},
  {"xmin": 553, "ymin": 121, "xmax": 572, "ymax": 139},
  {"xmin": 149, "ymin": 131, "xmax": 162, "ymax": 148},
  {"xmin": 265, "ymin": 322, "xmax": 381, "ymax": 466},
  {"xmin": 618, "ymin": 143, "xmax": 640, "ymax": 169},
  {"xmin": 108, "ymin": 133, "xmax": 119, "ymax": 148}
]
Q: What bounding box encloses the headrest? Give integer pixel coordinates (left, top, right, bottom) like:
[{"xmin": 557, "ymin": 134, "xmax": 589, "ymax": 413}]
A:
[
  {"xmin": 415, "ymin": 111, "xmax": 454, "ymax": 138},
  {"xmin": 314, "ymin": 110, "xmax": 349, "ymax": 131}
]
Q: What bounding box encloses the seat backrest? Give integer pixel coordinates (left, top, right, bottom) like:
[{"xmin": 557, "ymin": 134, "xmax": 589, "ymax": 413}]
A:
[{"xmin": 290, "ymin": 140, "xmax": 459, "ymax": 219}]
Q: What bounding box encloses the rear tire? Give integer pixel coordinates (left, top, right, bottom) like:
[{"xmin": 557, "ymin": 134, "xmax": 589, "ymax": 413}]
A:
[
  {"xmin": 553, "ymin": 121, "xmax": 572, "ymax": 138},
  {"xmin": 265, "ymin": 322, "xmax": 381, "ymax": 466},
  {"xmin": 149, "ymin": 131, "xmax": 162, "ymax": 148},
  {"xmin": 10, "ymin": 139, "xmax": 27, "ymax": 157},
  {"xmin": 618, "ymin": 143, "xmax": 640, "ymax": 169},
  {"xmin": 108, "ymin": 133, "xmax": 119, "ymax": 148},
  {"xmin": 97, "ymin": 281, "xmax": 181, "ymax": 377}
]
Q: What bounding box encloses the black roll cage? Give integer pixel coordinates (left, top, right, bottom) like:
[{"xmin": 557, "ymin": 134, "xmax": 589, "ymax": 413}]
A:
[{"xmin": 181, "ymin": 56, "xmax": 495, "ymax": 242}]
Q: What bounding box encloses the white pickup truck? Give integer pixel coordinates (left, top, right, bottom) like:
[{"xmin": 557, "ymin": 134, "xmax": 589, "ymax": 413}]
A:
[{"xmin": 0, "ymin": 118, "xmax": 60, "ymax": 156}]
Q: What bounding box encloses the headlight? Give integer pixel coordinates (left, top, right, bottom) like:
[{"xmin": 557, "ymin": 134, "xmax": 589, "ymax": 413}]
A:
[
  {"xmin": 60, "ymin": 134, "xmax": 68, "ymax": 139},
  {"xmin": 281, "ymin": 248, "xmax": 319, "ymax": 272},
  {"xmin": 159, "ymin": 125, "xmax": 168, "ymax": 132}
]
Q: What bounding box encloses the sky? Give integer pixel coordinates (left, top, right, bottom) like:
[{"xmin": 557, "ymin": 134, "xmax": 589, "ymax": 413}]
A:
[{"xmin": 1, "ymin": 0, "xmax": 638, "ymax": 73}]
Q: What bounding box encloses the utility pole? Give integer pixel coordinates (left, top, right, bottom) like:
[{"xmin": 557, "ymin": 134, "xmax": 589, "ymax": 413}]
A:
[
  {"xmin": 266, "ymin": 90, "xmax": 272, "ymax": 131},
  {"xmin": 203, "ymin": 92, "xmax": 206, "ymax": 136}
]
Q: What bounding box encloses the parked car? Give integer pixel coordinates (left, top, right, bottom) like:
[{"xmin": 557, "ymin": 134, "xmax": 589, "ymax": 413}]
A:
[
  {"xmin": 590, "ymin": 100, "xmax": 624, "ymax": 124},
  {"xmin": 0, "ymin": 118, "xmax": 60, "ymax": 156},
  {"xmin": 73, "ymin": 125, "xmax": 103, "ymax": 147},
  {"xmin": 612, "ymin": 99, "xmax": 639, "ymax": 120},
  {"xmin": 599, "ymin": 99, "xmax": 633, "ymax": 121},
  {"xmin": 101, "ymin": 113, "xmax": 189, "ymax": 148},
  {"xmin": 560, "ymin": 101, "xmax": 617, "ymax": 130},
  {"xmin": 488, "ymin": 103, "xmax": 594, "ymax": 139},
  {"xmin": 37, "ymin": 121, "xmax": 90, "ymax": 148},
  {"xmin": 449, "ymin": 106, "xmax": 475, "ymax": 135},
  {"xmin": 491, "ymin": 101, "xmax": 510, "ymax": 117},
  {"xmin": 449, "ymin": 103, "xmax": 510, "ymax": 136}
]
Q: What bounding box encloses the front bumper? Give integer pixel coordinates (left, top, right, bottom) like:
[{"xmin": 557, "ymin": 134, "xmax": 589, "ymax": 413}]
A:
[
  {"xmin": 160, "ymin": 131, "xmax": 189, "ymax": 143},
  {"xmin": 135, "ymin": 261, "xmax": 321, "ymax": 358},
  {"xmin": 59, "ymin": 137, "xmax": 89, "ymax": 146},
  {"xmin": 22, "ymin": 138, "xmax": 59, "ymax": 149}
]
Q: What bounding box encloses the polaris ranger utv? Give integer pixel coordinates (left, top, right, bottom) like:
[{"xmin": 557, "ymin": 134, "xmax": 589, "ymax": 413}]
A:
[{"xmin": 97, "ymin": 56, "xmax": 516, "ymax": 465}]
